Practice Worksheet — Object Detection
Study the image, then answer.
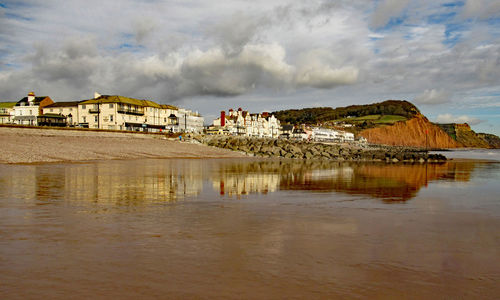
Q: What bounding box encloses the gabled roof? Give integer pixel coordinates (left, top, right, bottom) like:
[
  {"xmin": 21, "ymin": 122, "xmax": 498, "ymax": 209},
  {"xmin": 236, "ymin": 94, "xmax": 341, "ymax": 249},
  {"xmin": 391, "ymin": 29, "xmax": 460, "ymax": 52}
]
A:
[
  {"xmin": 44, "ymin": 101, "xmax": 81, "ymax": 108},
  {"xmin": 16, "ymin": 96, "xmax": 50, "ymax": 106},
  {"xmin": 0, "ymin": 102, "xmax": 17, "ymax": 109},
  {"xmin": 80, "ymin": 95, "xmax": 163, "ymax": 108}
]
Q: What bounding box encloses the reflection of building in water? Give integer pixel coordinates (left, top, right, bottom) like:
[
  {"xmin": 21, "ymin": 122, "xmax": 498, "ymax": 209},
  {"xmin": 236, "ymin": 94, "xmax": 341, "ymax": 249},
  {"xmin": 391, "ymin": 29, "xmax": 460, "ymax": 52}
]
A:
[
  {"xmin": 26, "ymin": 160, "xmax": 204, "ymax": 205},
  {"xmin": 310, "ymin": 168, "xmax": 354, "ymax": 181},
  {"xmin": 213, "ymin": 173, "xmax": 280, "ymax": 197},
  {"xmin": 0, "ymin": 159, "xmax": 484, "ymax": 206}
]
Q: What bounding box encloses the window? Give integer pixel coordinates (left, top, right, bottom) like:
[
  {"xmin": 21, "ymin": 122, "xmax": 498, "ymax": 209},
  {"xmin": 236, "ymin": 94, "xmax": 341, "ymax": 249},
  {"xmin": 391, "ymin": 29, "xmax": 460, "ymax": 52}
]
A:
[
  {"xmin": 109, "ymin": 104, "xmax": 114, "ymax": 109},
  {"xmin": 83, "ymin": 116, "xmax": 86, "ymax": 122},
  {"xmin": 110, "ymin": 115, "xmax": 113, "ymax": 122},
  {"xmin": 94, "ymin": 116, "xmax": 98, "ymax": 122},
  {"xmin": 29, "ymin": 110, "xmax": 32, "ymax": 115},
  {"xmin": 164, "ymin": 118, "xmax": 166, "ymax": 122},
  {"xmin": 82, "ymin": 105, "xmax": 86, "ymax": 109}
]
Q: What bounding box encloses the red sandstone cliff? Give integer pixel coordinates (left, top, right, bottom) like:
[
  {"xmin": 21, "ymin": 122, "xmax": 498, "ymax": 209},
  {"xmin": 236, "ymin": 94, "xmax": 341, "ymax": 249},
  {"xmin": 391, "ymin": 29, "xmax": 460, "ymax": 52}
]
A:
[{"xmin": 359, "ymin": 114, "xmax": 462, "ymax": 148}]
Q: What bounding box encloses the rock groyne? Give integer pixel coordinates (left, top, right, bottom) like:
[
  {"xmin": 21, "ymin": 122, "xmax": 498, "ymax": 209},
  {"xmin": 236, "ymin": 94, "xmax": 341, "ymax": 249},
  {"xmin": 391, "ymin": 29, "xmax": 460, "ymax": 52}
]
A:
[{"xmin": 198, "ymin": 135, "xmax": 446, "ymax": 162}]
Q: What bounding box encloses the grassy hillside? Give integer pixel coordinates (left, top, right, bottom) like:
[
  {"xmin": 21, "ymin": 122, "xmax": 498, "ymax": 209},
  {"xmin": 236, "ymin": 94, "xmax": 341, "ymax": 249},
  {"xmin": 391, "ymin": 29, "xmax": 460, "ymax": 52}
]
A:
[
  {"xmin": 437, "ymin": 123, "xmax": 500, "ymax": 148},
  {"xmin": 273, "ymin": 100, "xmax": 420, "ymax": 125},
  {"xmin": 336, "ymin": 114, "xmax": 408, "ymax": 124}
]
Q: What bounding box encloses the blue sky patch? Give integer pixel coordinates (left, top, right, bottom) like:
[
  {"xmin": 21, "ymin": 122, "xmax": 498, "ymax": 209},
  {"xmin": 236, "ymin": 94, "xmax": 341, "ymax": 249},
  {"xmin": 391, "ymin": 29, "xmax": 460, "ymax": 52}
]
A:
[
  {"xmin": 442, "ymin": 1, "xmax": 465, "ymax": 8},
  {"xmin": 428, "ymin": 11, "xmax": 457, "ymax": 24}
]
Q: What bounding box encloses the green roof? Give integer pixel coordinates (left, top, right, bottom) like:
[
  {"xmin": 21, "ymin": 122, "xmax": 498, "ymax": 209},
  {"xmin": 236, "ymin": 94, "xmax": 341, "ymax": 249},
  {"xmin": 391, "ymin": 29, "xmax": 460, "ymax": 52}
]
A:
[
  {"xmin": 0, "ymin": 102, "xmax": 17, "ymax": 109},
  {"xmin": 80, "ymin": 95, "xmax": 162, "ymax": 108},
  {"xmin": 160, "ymin": 104, "xmax": 178, "ymax": 110}
]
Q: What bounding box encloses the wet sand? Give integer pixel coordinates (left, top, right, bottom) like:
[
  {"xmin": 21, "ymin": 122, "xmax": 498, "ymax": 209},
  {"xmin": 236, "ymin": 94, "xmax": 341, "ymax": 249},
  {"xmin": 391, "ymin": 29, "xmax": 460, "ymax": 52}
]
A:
[
  {"xmin": 0, "ymin": 127, "xmax": 246, "ymax": 163},
  {"xmin": 1, "ymin": 159, "xmax": 499, "ymax": 299}
]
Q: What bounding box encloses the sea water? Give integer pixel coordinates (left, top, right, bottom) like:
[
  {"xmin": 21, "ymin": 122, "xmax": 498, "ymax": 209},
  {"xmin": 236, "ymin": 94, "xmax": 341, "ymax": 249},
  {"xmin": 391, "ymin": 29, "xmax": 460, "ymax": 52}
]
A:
[{"xmin": 432, "ymin": 148, "xmax": 500, "ymax": 161}]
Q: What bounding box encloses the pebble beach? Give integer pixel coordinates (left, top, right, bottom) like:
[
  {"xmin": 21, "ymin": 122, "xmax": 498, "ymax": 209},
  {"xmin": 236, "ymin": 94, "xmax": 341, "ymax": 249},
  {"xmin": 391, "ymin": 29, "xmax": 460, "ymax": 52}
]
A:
[{"xmin": 0, "ymin": 127, "xmax": 246, "ymax": 164}]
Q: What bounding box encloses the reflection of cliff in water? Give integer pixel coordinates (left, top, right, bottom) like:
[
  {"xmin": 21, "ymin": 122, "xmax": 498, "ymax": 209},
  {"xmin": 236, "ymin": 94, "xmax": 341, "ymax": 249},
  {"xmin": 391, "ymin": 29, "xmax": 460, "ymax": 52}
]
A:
[{"xmin": 213, "ymin": 160, "xmax": 478, "ymax": 202}]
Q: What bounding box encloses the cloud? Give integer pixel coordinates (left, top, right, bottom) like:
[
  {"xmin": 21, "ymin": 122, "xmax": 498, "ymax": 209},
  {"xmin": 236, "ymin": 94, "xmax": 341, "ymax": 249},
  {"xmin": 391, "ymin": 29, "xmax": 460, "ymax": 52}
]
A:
[
  {"xmin": 0, "ymin": 37, "xmax": 359, "ymax": 102},
  {"xmin": 27, "ymin": 37, "xmax": 99, "ymax": 89},
  {"xmin": 461, "ymin": 0, "xmax": 500, "ymax": 20},
  {"xmin": 371, "ymin": 0, "xmax": 410, "ymax": 28},
  {"xmin": 176, "ymin": 43, "xmax": 293, "ymax": 98},
  {"xmin": 133, "ymin": 18, "xmax": 157, "ymax": 44},
  {"xmin": 207, "ymin": 12, "xmax": 269, "ymax": 56},
  {"xmin": 293, "ymin": 48, "xmax": 359, "ymax": 88},
  {"xmin": 414, "ymin": 89, "xmax": 451, "ymax": 105},
  {"xmin": 436, "ymin": 113, "xmax": 483, "ymax": 125}
]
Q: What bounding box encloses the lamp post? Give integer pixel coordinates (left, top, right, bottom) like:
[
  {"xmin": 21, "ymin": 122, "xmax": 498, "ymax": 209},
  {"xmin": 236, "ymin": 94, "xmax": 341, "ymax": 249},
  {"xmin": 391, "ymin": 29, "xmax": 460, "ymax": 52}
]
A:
[{"xmin": 425, "ymin": 129, "xmax": 429, "ymax": 151}]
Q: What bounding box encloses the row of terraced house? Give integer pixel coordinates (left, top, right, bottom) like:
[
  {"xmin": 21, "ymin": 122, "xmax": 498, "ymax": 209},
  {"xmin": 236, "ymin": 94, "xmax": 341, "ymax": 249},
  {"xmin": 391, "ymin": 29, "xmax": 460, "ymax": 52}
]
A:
[
  {"xmin": 0, "ymin": 92, "xmax": 204, "ymax": 133},
  {"xmin": 207, "ymin": 107, "xmax": 359, "ymax": 143}
]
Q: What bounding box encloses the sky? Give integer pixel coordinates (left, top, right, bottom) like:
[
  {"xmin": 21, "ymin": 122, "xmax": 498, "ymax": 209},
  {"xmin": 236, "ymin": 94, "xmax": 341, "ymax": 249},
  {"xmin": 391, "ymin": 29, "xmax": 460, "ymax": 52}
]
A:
[{"xmin": 0, "ymin": 0, "xmax": 499, "ymax": 134}]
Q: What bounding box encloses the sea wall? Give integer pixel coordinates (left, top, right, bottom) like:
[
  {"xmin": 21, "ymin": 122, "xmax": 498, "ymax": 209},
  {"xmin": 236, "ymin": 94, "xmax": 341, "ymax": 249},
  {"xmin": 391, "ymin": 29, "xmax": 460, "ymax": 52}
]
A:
[{"xmin": 198, "ymin": 135, "xmax": 446, "ymax": 162}]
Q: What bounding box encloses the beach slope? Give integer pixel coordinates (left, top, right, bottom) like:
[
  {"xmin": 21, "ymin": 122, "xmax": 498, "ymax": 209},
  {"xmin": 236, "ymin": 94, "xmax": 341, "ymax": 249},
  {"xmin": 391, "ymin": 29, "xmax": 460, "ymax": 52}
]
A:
[{"xmin": 0, "ymin": 127, "xmax": 246, "ymax": 164}]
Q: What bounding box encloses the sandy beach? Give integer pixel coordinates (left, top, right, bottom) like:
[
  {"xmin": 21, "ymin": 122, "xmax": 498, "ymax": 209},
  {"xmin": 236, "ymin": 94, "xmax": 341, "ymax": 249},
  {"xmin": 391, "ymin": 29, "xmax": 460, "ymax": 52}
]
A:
[{"xmin": 0, "ymin": 127, "xmax": 247, "ymax": 164}]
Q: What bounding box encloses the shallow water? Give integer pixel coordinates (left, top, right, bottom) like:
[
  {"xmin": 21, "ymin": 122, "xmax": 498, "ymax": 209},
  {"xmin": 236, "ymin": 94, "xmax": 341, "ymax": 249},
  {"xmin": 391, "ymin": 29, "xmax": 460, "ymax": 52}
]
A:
[
  {"xmin": 433, "ymin": 148, "xmax": 500, "ymax": 161},
  {"xmin": 1, "ymin": 159, "xmax": 499, "ymax": 299}
]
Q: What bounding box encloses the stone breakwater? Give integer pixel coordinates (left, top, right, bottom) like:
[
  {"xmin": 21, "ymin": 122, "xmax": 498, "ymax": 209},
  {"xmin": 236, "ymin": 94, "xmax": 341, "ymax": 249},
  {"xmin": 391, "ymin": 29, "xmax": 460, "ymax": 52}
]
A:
[{"xmin": 197, "ymin": 135, "xmax": 447, "ymax": 162}]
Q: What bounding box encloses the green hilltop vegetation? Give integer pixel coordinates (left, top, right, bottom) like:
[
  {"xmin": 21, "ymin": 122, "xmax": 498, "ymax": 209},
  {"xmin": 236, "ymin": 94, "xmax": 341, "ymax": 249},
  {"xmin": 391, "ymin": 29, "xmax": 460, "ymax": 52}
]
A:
[{"xmin": 273, "ymin": 100, "xmax": 420, "ymax": 126}]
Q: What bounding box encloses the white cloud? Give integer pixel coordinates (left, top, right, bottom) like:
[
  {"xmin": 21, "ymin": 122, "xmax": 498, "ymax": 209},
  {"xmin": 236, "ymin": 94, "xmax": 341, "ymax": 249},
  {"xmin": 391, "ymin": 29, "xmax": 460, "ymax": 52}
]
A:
[
  {"xmin": 294, "ymin": 48, "xmax": 359, "ymax": 88},
  {"xmin": 414, "ymin": 89, "xmax": 451, "ymax": 105},
  {"xmin": 462, "ymin": 0, "xmax": 500, "ymax": 20},
  {"xmin": 370, "ymin": 0, "xmax": 410, "ymax": 28},
  {"xmin": 436, "ymin": 113, "xmax": 483, "ymax": 125}
]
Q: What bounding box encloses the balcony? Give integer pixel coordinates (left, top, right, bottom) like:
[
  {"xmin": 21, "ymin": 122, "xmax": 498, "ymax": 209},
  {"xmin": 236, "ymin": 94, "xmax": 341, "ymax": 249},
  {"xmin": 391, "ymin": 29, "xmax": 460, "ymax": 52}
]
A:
[
  {"xmin": 118, "ymin": 108, "xmax": 144, "ymax": 116},
  {"xmin": 88, "ymin": 108, "xmax": 100, "ymax": 114}
]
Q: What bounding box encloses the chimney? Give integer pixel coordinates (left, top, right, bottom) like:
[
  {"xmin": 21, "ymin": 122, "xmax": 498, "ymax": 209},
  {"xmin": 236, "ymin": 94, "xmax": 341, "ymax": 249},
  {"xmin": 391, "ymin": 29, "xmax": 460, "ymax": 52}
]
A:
[
  {"xmin": 27, "ymin": 92, "xmax": 35, "ymax": 104},
  {"xmin": 221, "ymin": 111, "xmax": 225, "ymax": 127},
  {"xmin": 94, "ymin": 92, "xmax": 101, "ymax": 99}
]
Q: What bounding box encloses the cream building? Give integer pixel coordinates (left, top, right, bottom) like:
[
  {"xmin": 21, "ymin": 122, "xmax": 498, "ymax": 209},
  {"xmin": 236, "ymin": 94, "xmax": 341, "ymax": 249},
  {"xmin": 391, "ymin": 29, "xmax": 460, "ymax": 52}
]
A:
[
  {"xmin": 42, "ymin": 101, "xmax": 81, "ymax": 126},
  {"xmin": 0, "ymin": 102, "xmax": 16, "ymax": 124},
  {"xmin": 77, "ymin": 93, "xmax": 204, "ymax": 132}
]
